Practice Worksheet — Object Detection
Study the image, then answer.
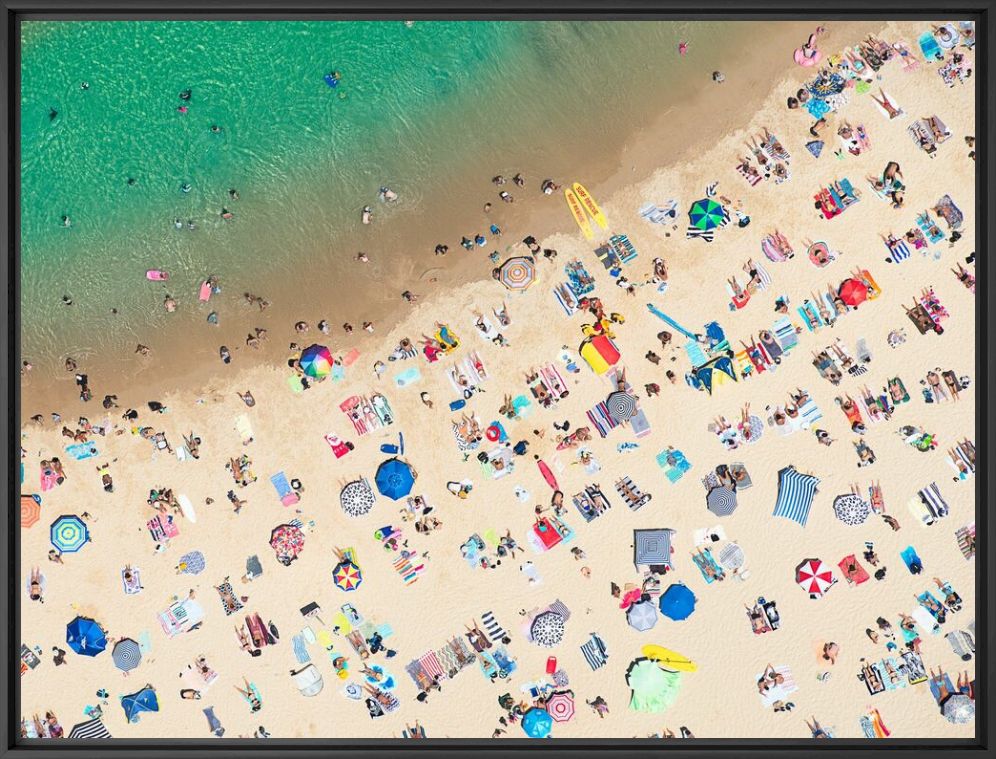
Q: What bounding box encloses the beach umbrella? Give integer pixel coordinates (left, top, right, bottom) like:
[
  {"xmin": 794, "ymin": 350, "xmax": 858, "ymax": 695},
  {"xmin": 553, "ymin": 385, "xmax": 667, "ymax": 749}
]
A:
[
  {"xmin": 641, "ymin": 644, "xmax": 697, "ymax": 672},
  {"xmin": 633, "ymin": 528, "xmax": 673, "ymax": 568},
  {"xmin": 626, "ymin": 600, "xmax": 658, "ymax": 632},
  {"xmin": 269, "ymin": 523, "xmax": 306, "ymax": 564},
  {"xmin": 374, "ymin": 458, "xmax": 415, "ymax": 500},
  {"xmin": 659, "ymin": 583, "xmax": 696, "ymax": 621},
  {"xmin": 50, "ymin": 514, "xmax": 89, "ymax": 553},
  {"xmin": 606, "ymin": 390, "xmax": 637, "ymax": 423},
  {"xmin": 112, "ymin": 638, "xmax": 142, "ymax": 672},
  {"xmin": 66, "ymin": 616, "xmax": 106, "ymax": 657},
  {"xmin": 941, "ymin": 693, "xmax": 975, "ymax": 724},
  {"xmin": 718, "ymin": 542, "xmax": 745, "ymax": 571},
  {"xmin": 838, "ymin": 278, "xmax": 869, "ymax": 307},
  {"xmin": 706, "ymin": 485, "xmax": 738, "ymax": 517},
  {"xmin": 340, "ymin": 478, "xmax": 376, "ymax": 517},
  {"xmin": 20, "ymin": 495, "xmax": 41, "ymax": 528},
  {"xmin": 497, "ymin": 256, "xmax": 536, "ymax": 291},
  {"xmin": 177, "ymin": 550, "xmax": 206, "ymax": 575},
  {"xmin": 796, "ymin": 558, "xmax": 835, "ymax": 598},
  {"xmin": 833, "ymin": 493, "xmax": 871, "ymax": 525},
  {"xmin": 530, "ymin": 611, "xmax": 566, "ymax": 647},
  {"xmin": 299, "ymin": 344, "xmax": 334, "ymax": 378},
  {"xmin": 808, "ymin": 71, "xmax": 845, "ymax": 97},
  {"xmin": 121, "ymin": 685, "xmax": 159, "ymax": 722},
  {"xmin": 626, "ymin": 658, "xmax": 682, "ymax": 713},
  {"xmin": 68, "ymin": 718, "xmax": 112, "ymax": 739},
  {"xmin": 332, "ymin": 559, "xmax": 363, "ymax": 592},
  {"xmin": 546, "ymin": 690, "xmax": 575, "ymax": 722},
  {"xmin": 521, "ymin": 707, "xmax": 553, "ymax": 738},
  {"xmin": 687, "ymin": 198, "xmax": 726, "ymax": 231}
]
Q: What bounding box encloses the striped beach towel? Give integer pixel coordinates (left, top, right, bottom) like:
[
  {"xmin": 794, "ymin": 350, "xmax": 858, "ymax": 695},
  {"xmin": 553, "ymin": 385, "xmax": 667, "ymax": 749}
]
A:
[
  {"xmin": 393, "ymin": 554, "xmax": 423, "ymax": 585},
  {"xmin": 754, "ymin": 261, "xmax": 773, "ymax": 290},
  {"xmin": 773, "ymin": 317, "xmax": 799, "ymax": 350},
  {"xmin": 549, "ymin": 599, "xmax": 572, "ymax": 621},
  {"xmin": 772, "ymin": 466, "xmax": 819, "ymax": 527},
  {"xmin": 888, "ymin": 237, "xmax": 912, "ymax": 262},
  {"xmin": 419, "ymin": 651, "xmax": 445, "ymax": 681},
  {"xmin": 610, "ymin": 234, "xmax": 638, "ymax": 264},
  {"xmin": 481, "ymin": 611, "xmax": 508, "ymax": 644},
  {"xmin": 955, "ymin": 523, "xmax": 976, "ymax": 559},
  {"xmin": 763, "ymin": 134, "xmax": 791, "ymax": 162},
  {"xmin": 586, "ymin": 402, "xmax": 618, "ymax": 438},
  {"xmin": 68, "ymin": 718, "xmax": 112, "ymax": 739},
  {"xmin": 580, "ymin": 633, "xmax": 609, "ymax": 670},
  {"xmin": 737, "ymin": 162, "xmax": 763, "ymax": 186},
  {"xmin": 686, "ymin": 227, "xmax": 716, "ymax": 243},
  {"xmin": 919, "ymin": 482, "xmax": 950, "ymax": 520},
  {"xmin": 553, "ymin": 284, "xmax": 580, "ymax": 316}
]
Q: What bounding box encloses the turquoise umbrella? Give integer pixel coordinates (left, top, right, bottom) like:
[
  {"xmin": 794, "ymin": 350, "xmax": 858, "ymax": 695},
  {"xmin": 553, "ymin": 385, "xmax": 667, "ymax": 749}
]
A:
[
  {"xmin": 688, "ymin": 198, "xmax": 726, "ymax": 231},
  {"xmin": 521, "ymin": 707, "xmax": 553, "ymax": 738}
]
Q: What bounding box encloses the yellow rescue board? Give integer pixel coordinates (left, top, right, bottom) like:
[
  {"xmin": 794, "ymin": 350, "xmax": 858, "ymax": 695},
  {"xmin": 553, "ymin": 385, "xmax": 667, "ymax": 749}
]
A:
[
  {"xmin": 565, "ymin": 188, "xmax": 594, "ymax": 240},
  {"xmin": 572, "ymin": 182, "xmax": 608, "ymax": 229}
]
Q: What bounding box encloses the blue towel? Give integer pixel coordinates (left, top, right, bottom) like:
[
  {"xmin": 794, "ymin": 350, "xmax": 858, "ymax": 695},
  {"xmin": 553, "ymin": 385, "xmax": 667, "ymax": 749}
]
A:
[
  {"xmin": 271, "ymin": 471, "xmax": 292, "ymax": 498},
  {"xmin": 66, "ymin": 443, "xmax": 98, "ymax": 461},
  {"xmin": 292, "ymin": 634, "xmax": 311, "ymax": 664}
]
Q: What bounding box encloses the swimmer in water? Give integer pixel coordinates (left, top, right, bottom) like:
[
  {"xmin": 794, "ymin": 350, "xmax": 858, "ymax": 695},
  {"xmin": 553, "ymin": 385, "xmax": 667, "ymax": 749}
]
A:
[
  {"xmin": 221, "ymin": 208, "xmax": 233, "ymax": 220},
  {"xmin": 127, "ymin": 177, "xmax": 136, "ymax": 186},
  {"xmin": 181, "ymin": 183, "xmax": 192, "ymax": 193},
  {"xmin": 361, "ymin": 206, "xmax": 372, "ymax": 224},
  {"xmin": 81, "ymin": 81, "xmax": 90, "ymax": 90},
  {"xmin": 179, "ymin": 89, "xmax": 191, "ymax": 101},
  {"xmin": 60, "ymin": 215, "xmax": 71, "ymax": 228},
  {"xmin": 210, "ymin": 125, "xmax": 221, "ymax": 134},
  {"xmin": 174, "ymin": 218, "xmax": 183, "ymax": 229},
  {"xmin": 228, "ymin": 188, "xmax": 239, "ymax": 200},
  {"xmin": 379, "ymin": 187, "xmax": 398, "ymax": 202},
  {"xmin": 49, "ymin": 108, "xmax": 58, "ymax": 121}
]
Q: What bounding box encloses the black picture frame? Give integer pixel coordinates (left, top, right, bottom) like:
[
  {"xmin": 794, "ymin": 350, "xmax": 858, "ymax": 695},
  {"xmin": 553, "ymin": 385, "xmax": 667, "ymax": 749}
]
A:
[{"xmin": 2, "ymin": 1, "xmax": 992, "ymax": 757}]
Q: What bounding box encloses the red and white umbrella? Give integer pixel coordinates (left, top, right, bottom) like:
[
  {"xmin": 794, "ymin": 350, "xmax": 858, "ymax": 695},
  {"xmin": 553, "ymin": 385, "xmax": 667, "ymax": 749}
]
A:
[
  {"xmin": 796, "ymin": 558, "xmax": 836, "ymax": 599},
  {"xmin": 545, "ymin": 690, "xmax": 575, "ymax": 722}
]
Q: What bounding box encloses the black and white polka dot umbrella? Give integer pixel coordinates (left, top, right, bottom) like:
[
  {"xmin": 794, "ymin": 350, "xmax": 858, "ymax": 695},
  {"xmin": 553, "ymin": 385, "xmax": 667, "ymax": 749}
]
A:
[
  {"xmin": 340, "ymin": 478, "xmax": 376, "ymax": 517},
  {"xmin": 530, "ymin": 611, "xmax": 566, "ymax": 647},
  {"xmin": 832, "ymin": 493, "xmax": 870, "ymax": 525}
]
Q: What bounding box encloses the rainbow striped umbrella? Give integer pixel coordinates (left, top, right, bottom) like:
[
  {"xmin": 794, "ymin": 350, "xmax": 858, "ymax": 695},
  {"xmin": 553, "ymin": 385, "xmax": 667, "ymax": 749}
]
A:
[{"xmin": 300, "ymin": 344, "xmax": 334, "ymax": 378}]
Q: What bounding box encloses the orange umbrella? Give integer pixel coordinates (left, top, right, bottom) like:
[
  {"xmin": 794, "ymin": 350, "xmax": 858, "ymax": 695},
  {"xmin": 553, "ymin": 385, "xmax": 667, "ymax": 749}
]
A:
[{"xmin": 20, "ymin": 495, "xmax": 41, "ymax": 528}]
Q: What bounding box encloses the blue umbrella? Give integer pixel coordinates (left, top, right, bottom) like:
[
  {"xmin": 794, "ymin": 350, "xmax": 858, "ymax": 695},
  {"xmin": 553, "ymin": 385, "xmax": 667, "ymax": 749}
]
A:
[
  {"xmin": 659, "ymin": 583, "xmax": 697, "ymax": 621},
  {"xmin": 521, "ymin": 707, "xmax": 553, "ymax": 738},
  {"xmin": 66, "ymin": 616, "xmax": 107, "ymax": 656},
  {"xmin": 374, "ymin": 458, "xmax": 415, "ymax": 500},
  {"xmin": 121, "ymin": 686, "xmax": 159, "ymax": 722},
  {"xmin": 50, "ymin": 514, "xmax": 90, "ymax": 553}
]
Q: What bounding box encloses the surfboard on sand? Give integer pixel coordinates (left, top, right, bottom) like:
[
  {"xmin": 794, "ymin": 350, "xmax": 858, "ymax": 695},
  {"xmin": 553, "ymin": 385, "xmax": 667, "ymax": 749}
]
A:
[
  {"xmin": 572, "ymin": 183, "xmax": 608, "ymax": 229},
  {"xmin": 565, "ymin": 189, "xmax": 594, "ymax": 240},
  {"xmin": 177, "ymin": 494, "xmax": 197, "ymax": 523}
]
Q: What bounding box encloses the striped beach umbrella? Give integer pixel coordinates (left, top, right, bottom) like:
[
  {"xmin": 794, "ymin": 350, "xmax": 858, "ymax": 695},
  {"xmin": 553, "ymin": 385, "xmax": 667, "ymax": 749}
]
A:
[
  {"xmin": 606, "ymin": 391, "xmax": 637, "ymax": 423},
  {"xmin": 332, "ymin": 559, "xmax": 362, "ymax": 591},
  {"xmin": 300, "ymin": 344, "xmax": 334, "ymax": 378},
  {"xmin": 20, "ymin": 494, "xmax": 41, "ymax": 528},
  {"xmin": 833, "ymin": 493, "xmax": 870, "ymax": 525},
  {"xmin": 796, "ymin": 558, "xmax": 836, "ymax": 599},
  {"xmin": 706, "ymin": 485, "xmax": 738, "ymax": 517},
  {"xmin": 50, "ymin": 515, "xmax": 89, "ymax": 553},
  {"xmin": 69, "ymin": 718, "xmax": 112, "ymax": 739},
  {"xmin": 497, "ymin": 256, "xmax": 536, "ymax": 291},
  {"xmin": 718, "ymin": 541, "xmax": 745, "ymax": 571},
  {"xmin": 687, "ymin": 198, "xmax": 726, "ymax": 231},
  {"xmin": 546, "ymin": 690, "xmax": 575, "ymax": 722},
  {"xmin": 633, "ymin": 528, "xmax": 673, "ymax": 568},
  {"xmin": 112, "ymin": 638, "xmax": 142, "ymax": 672}
]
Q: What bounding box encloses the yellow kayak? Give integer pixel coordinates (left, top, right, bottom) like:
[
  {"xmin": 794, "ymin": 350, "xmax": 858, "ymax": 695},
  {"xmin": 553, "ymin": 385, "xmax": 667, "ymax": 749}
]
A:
[
  {"xmin": 641, "ymin": 644, "xmax": 698, "ymax": 672},
  {"xmin": 572, "ymin": 182, "xmax": 608, "ymax": 230},
  {"xmin": 566, "ymin": 189, "xmax": 594, "ymax": 240}
]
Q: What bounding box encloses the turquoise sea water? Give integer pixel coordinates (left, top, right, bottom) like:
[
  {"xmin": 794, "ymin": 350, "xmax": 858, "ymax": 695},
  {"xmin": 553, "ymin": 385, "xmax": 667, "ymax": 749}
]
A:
[{"xmin": 20, "ymin": 20, "xmax": 723, "ymax": 370}]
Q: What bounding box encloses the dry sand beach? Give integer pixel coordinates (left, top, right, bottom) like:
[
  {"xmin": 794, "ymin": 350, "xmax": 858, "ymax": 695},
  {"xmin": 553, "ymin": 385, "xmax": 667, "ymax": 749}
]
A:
[{"xmin": 19, "ymin": 19, "xmax": 977, "ymax": 741}]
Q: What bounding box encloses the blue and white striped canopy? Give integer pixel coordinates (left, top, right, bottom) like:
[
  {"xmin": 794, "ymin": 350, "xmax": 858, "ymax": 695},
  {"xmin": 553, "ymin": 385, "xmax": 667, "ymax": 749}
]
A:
[{"xmin": 772, "ymin": 466, "xmax": 820, "ymax": 527}]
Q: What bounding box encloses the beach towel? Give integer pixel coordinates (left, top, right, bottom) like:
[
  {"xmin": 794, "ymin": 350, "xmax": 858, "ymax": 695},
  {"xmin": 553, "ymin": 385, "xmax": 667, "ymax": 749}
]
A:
[
  {"xmin": 610, "ymin": 234, "xmax": 638, "ymax": 264},
  {"xmin": 772, "ymin": 466, "xmax": 819, "ymax": 527},
  {"xmin": 481, "ymin": 610, "xmax": 508, "ymax": 645},
  {"xmin": 917, "ymin": 212, "xmax": 946, "ymax": 243},
  {"xmin": 394, "ymin": 366, "xmax": 422, "ymax": 388},
  {"xmin": 955, "ymin": 523, "xmax": 976, "ymax": 559},
  {"xmin": 548, "ymin": 598, "xmax": 571, "ymax": 621},
  {"xmin": 737, "ymin": 162, "xmax": 763, "ymax": 187},
  {"xmin": 235, "ymin": 415, "xmax": 254, "ymax": 445},
  {"xmin": 270, "ymin": 471, "xmax": 300, "ymax": 507},
  {"xmin": 292, "ymin": 634, "xmax": 311, "ymax": 665},
  {"xmin": 805, "ymin": 140, "xmax": 824, "ymax": 158},
  {"xmin": 580, "ymin": 633, "xmax": 609, "ymax": 670},
  {"xmin": 639, "ymin": 200, "xmax": 678, "ymax": 224},
  {"xmin": 757, "ymin": 665, "xmax": 798, "ymax": 707},
  {"xmin": 934, "ymin": 194, "xmax": 964, "ymax": 230},
  {"xmin": 216, "ymin": 582, "xmax": 243, "ymax": 616},
  {"xmin": 553, "ymin": 284, "xmax": 580, "ymax": 316},
  {"xmin": 886, "ymin": 237, "xmax": 912, "ymax": 263},
  {"xmin": 66, "ymin": 443, "xmax": 98, "ymax": 461},
  {"xmin": 918, "ymin": 482, "xmax": 949, "ymax": 521},
  {"xmin": 418, "ymin": 651, "xmax": 445, "ymax": 682}
]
